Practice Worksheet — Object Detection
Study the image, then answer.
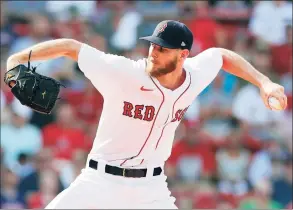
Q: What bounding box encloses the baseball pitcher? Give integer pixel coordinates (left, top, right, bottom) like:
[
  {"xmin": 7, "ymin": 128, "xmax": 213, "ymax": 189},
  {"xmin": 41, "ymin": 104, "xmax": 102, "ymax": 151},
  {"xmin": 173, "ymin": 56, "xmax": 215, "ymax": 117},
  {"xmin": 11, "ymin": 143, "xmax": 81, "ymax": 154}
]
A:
[{"xmin": 5, "ymin": 20, "xmax": 287, "ymax": 209}]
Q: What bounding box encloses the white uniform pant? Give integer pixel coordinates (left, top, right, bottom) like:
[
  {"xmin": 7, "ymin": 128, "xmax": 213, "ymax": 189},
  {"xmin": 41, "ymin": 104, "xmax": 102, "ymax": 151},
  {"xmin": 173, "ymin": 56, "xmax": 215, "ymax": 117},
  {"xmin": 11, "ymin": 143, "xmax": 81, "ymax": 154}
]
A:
[{"xmin": 45, "ymin": 161, "xmax": 177, "ymax": 209}]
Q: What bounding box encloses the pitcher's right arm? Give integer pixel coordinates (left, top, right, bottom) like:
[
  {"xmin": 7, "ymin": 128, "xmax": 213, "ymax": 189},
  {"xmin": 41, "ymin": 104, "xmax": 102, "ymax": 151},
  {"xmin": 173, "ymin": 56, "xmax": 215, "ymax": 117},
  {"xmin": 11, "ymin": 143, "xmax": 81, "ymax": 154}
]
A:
[
  {"xmin": 7, "ymin": 38, "xmax": 144, "ymax": 97},
  {"xmin": 7, "ymin": 38, "xmax": 82, "ymax": 70}
]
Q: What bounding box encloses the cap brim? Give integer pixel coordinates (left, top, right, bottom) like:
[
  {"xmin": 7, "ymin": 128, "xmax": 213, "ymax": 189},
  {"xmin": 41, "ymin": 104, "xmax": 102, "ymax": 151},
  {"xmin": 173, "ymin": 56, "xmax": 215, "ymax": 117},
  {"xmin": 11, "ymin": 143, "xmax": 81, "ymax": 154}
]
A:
[{"xmin": 139, "ymin": 36, "xmax": 178, "ymax": 49}]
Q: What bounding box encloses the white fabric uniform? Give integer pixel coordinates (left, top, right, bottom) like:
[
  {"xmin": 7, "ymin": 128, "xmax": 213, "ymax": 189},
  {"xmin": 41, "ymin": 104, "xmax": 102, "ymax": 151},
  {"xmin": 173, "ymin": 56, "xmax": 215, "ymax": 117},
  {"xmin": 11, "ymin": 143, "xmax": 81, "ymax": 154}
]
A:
[{"xmin": 46, "ymin": 44, "xmax": 223, "ymax": 209}]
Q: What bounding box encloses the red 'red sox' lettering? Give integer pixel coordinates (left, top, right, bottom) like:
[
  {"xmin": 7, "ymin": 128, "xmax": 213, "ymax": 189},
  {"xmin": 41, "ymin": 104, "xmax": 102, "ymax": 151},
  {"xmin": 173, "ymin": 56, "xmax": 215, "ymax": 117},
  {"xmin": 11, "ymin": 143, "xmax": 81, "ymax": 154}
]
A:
[
  {"xmin": 123, "ymin": 101, "xmax": 155, "ymax": 121},
  {"xmin": 171, "ymin": 106, "xmax": 189, "ymax": 122},
  {"xmin": 122, "ymin": 101, "xmax": 134, "ymax": 117},
  {"xmin": 143, "ymin": 106, "xmax": 155, "ymax": 121}
]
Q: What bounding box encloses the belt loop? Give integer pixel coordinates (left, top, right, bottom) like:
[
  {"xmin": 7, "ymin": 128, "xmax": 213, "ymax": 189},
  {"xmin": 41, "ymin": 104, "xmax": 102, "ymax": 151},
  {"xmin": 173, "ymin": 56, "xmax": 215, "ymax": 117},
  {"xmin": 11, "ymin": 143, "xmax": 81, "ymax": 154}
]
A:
[
  {"xmin": 122, "ymin": 168, "xmax": 126, "ymax": 177},
  {"xmin": 89, "ymin": 159, "xmax": 98, "ymax": 170},
  {"xmin": 153, "ymin": 167, "xmax": 162, "ymax": 176},
  {"xmin": 146, "ymin": 166, "xmax": 153, "ymax": 178}
]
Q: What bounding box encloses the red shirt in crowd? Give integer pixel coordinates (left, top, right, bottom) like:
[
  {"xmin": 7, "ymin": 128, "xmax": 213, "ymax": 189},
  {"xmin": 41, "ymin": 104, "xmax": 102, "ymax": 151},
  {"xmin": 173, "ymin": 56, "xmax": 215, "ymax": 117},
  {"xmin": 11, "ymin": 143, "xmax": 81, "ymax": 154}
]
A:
[
  {"xmin": 64, "ymin": 89, "xmax": 103, "ymax": 125},
  {"xmin": 184, "ymin": 17, "xmax": 219, "ymax": 56},
  {"xmin": 271, "ymin": 43, "xmax": 292, "ymax": 76},
  {"xmin": 42, "ymin": 123, "xmax": 90, "ymax": 160},
  {"xmin": 167, "ymin": 135, "xmax": 217, "ymax": 175}
]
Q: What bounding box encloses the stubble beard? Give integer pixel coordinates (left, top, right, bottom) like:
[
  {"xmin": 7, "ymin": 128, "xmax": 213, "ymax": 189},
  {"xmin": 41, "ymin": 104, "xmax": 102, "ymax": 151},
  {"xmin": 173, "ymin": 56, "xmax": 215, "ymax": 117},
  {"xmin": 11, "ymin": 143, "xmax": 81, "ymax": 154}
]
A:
[{"xmin": 147, "ymin": 57, "xmax": 178, "ymax": 78}]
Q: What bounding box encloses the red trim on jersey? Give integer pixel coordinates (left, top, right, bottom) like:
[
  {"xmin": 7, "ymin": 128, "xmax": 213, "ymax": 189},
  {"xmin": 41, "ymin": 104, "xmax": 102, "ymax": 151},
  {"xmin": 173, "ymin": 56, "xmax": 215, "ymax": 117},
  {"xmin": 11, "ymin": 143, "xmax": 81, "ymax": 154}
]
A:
[
  {"xmin": 171, "ymin": 72, "xmax": 192, "ymax": 120},
  {"xmin": 120, "ymin": 76, "xmax": 165, "ymax": 166},
  {"xmin": 155, "ymin": 72, "xmax": 192, "ymax": 150},
  {"xmin": 141, "ymin": 114, "xmax": 169, "ymax": 165},
  {"xmin": 155, "ymin": 115, "xmax": 170, "ymax": 149}
]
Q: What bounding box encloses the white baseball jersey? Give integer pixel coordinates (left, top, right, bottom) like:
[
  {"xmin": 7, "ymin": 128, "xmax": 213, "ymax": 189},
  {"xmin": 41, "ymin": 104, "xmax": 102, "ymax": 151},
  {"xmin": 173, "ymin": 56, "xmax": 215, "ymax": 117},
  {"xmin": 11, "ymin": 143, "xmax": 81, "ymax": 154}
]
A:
[{"xmin": 78, "ymin": 44, "xmax": 223, "ymax": 168}]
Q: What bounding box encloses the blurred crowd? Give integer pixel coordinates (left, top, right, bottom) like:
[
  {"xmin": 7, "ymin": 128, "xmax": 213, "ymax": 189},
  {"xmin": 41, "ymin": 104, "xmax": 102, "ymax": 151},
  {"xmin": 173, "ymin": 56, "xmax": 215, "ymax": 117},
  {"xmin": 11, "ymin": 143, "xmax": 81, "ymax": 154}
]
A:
[{"xmin": 0, "ymin": 1, "xmax": 292, "ymax": 209}]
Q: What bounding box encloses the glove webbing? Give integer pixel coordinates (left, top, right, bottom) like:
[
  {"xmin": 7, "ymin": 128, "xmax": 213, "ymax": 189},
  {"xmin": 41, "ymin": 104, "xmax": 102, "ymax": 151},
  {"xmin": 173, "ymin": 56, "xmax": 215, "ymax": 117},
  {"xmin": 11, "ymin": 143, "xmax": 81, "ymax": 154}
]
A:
[{"xmin": 27, "ymin": 50, "xmax": 66, "ymax": 102}]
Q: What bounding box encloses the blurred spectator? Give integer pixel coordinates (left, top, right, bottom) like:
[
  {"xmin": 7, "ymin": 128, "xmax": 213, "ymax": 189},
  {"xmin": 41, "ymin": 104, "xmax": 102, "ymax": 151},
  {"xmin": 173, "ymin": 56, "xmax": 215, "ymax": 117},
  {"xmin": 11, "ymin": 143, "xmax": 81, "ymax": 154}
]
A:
[
  {"xmin": 183, "ymin": 99, "xmax": 201, "ymax": 124},
  {"xmin": 50, "ymin": 6, "xmax": 95, "ymax": 42},
  {"xmin": 215, "ymin": 27, "xmax": 233, "ymax": 49},
  {"xmin": 110, "ymin": 2, "xmax": 142, "ymax": 53},
  {"xmin": 136, "ymin": 1, "xmax": 179, "ymax": 21},
  {"xmin": 17, "ymin": 149, "xmax": 64, "ymax": 202},
  {"xmin": 176, "ymin": 1, "xmax": 195, "ymax": 19},
  {"xmin": 266, "ymin": 141, "xmax": 291, "ymax": 179},
  {"xmin": 88, "ymin": 32, "xmax": 107, "ymax": 52},
  {"xmin": 273, "ymin": 94, "xmax": 292, "ymax": 145},
  {"xmin": 248, "ymin": 149, "xmax": 273, "ymax": 188},
  {"xmin": 173, "ymin": 120, "xmax": 188, "ymax": 145},
  {"xmin": 172, "ymin": 181, "xmax": 218, "ymax": 210},
  {"xmin": 0, "ymin": 5, "xmax": 17, "ymax": 53},
  {"xmin": 0, "ymin": 167, "xmax": 26, "ymax": 209},
  {"xmin": 41, "ymin": 102, "xmax": 90, "ymax": 161},
  {"xmin": 8, "ymin": 13, "xmax": 65, "ymax": 77},
  {"xmin": 232, "ymin": 30, "xmax": 254, "ymax": 63},
  {"xmin": 29, "ymin": 110, "xmax": 56, "ymax": 130},
  {"xmin": 0, "ymin": 89, "xmax": 6, "ymax": 111},
  {"xmin": 26, "ymin": 169, "xmax": 61, "ymax": 209},
  {"xmin": 1, "ymin": 89, "xmax": 6, "ymax": 110},
  {"xmin": 192, "ymin": 183, "xmax": 218, "ymax": 209},
  {"xmin": 216, "ymin": 117, "xmax": 251, "ymax": 196},
  {"xmin": 166, "ymin": 123, "xmax": 216, "ymax": 184},
  {"xmin": 8, "ymin": 14, "xmax": 51, "ymax": 54},
  {"xmin": 1, "ymin": 65, "xmax": 13, "ymax": 124},
  {"xmin": 1, "ymin": 98, "xmax": 42, "ymax": 171},
  {"xmin": 199, "ymin": 72, "xmax": 237, "ymax": 140},
  {"xmin": 191, "ymin": 1, "xmax": 210, "ymax": 18},
  {"xmin": 239, "ymin": 179, "xmax": 282, "ymax": 209},
  {"xmin": 280, "ymin": 71, "xmax": 292, "ymax": 96},
  {"xmin": 1, "ymin": 62, "xmax": 14, "ymax": 104},
  {"xmin": 58, "ymin": 149, "xmax": 87, "ymax": 188},
  {"xmin": 0, "ymin": 150, "xmax": 3, "ymax": 180},
  {"xmin": 232, "ymin": 48, "xmax": 282, "ymax": 141},
  {"xmin": 0, "ymin": 89, "xmax": 11, "ymax": 124},
  {"xmin": 90, "ymin": 2, "xmax": 118, "ymax": 47},
  {"xmin": 232, "ymin": 81, "xmax": 282, "ymax": 141},
  {"xmin": 45, "ymin": 1, "xmax": 96, "ymax": 22},
  {"xmin": 63, "ymin": 79, "xmax": 103, "ymax": 135},
  {"xmin": 13, "ymin": 153, "xmax": 35, "ymax": 179},
  {"xmin": 212, "ymin": 0, "xmax": 251, "ymax": 20},
  {"xmin": 271, "ymin": 154, "xmax": 292, "ymax": 208},
  {"xmin": 216, "ymin": 199, "xmax": 234, "ymax": 209},
  {"xmin": 137, "ymin": 1, "xmax": 179, "ymax": 38},
  {"xmin": 90, "ymin": 1, "xmax": 112, "ymax": 26},
  {"xmin": 252, "ymin": 45, "xmax": 275, "ymax": 74},
  {"xmin": 271, "ymin": 24, "xmax": 293, "ymax": 76},
  {"xmin": 123, "ymin": 42, "xmax": 149, "ymax": 60},
  {"xmin": 183, "ymin": 1, "xmax": 220, "ymax": 56},
  {"xmin": 4, "ymin": 1, "xmax": 47, "ymax": 16},
  {"xmin": 248, "ymin": 1, "xmax": 292, "ymax": 46},
  {"xmin": 202, "ymin": 69, "xmax": 239, "ymax": 102}
]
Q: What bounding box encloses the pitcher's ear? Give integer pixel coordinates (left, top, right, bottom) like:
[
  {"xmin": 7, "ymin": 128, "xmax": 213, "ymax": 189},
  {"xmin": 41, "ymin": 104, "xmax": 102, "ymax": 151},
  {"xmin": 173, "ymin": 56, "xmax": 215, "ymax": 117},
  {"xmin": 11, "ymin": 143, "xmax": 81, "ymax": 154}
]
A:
[{"xmin": 181, "ymin": 49, "xmax": 189, "ymax": 59}]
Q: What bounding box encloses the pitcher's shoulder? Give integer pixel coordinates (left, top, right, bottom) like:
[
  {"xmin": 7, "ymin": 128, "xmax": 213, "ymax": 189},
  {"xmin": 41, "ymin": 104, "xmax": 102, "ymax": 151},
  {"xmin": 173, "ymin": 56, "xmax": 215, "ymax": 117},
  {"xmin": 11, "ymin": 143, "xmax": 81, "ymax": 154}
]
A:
[{"xmin": 184, "ymin": 48, "xmax": 223, "ymax": 72}]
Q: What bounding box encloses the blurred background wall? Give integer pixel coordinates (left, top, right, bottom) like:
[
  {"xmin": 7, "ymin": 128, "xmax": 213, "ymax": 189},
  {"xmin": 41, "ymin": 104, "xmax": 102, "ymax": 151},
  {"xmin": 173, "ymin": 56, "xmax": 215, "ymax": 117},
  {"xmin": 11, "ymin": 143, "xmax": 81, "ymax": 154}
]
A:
[{"xmin": 0, "ymin": 1, "xmax": 292, "ymax": 209}]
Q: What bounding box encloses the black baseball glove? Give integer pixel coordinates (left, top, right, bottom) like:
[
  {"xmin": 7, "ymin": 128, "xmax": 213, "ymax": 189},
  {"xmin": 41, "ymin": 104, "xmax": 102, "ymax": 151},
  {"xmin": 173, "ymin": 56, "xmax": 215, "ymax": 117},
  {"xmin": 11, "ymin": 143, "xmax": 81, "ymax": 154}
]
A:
[{"xmin": 4, "ymin": 51, "xmax": 65, "ymax": 114}]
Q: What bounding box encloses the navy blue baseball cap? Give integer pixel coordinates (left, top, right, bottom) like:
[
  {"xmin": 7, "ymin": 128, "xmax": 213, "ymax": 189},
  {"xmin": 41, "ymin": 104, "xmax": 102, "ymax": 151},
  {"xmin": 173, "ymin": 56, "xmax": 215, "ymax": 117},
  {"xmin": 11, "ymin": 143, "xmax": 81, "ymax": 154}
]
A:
[{"xmin": 139, "ymin": 20, "xmax": 193, "ymax": 51}]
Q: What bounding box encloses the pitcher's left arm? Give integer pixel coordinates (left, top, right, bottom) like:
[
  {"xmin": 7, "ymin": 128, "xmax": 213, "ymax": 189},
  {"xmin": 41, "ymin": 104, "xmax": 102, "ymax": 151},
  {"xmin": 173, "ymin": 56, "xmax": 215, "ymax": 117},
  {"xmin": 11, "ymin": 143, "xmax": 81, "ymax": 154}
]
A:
[{"xmin": 218, "ymin": 48, "xmax": 287, "ymax": 110}]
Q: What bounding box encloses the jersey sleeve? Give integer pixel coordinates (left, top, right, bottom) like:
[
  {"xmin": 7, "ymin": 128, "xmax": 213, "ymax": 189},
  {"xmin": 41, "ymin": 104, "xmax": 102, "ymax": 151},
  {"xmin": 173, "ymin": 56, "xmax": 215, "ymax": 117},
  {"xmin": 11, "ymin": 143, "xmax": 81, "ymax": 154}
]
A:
[
  {"xmin": 184, "ymin": 48, "xmax": 223, "ymax": 93},
  {"xmin": 77, "ymin": 43, "xmax": 142, "ymax": 95}
]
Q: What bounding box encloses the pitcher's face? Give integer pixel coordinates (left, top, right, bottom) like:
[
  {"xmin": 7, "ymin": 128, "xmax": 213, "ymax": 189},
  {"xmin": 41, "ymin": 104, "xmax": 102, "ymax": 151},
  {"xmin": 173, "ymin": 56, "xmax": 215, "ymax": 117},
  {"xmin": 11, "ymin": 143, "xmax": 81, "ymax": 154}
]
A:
[{"xmin": 146, "ymin": 43, "xmax": 180, "ymax": 77}]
